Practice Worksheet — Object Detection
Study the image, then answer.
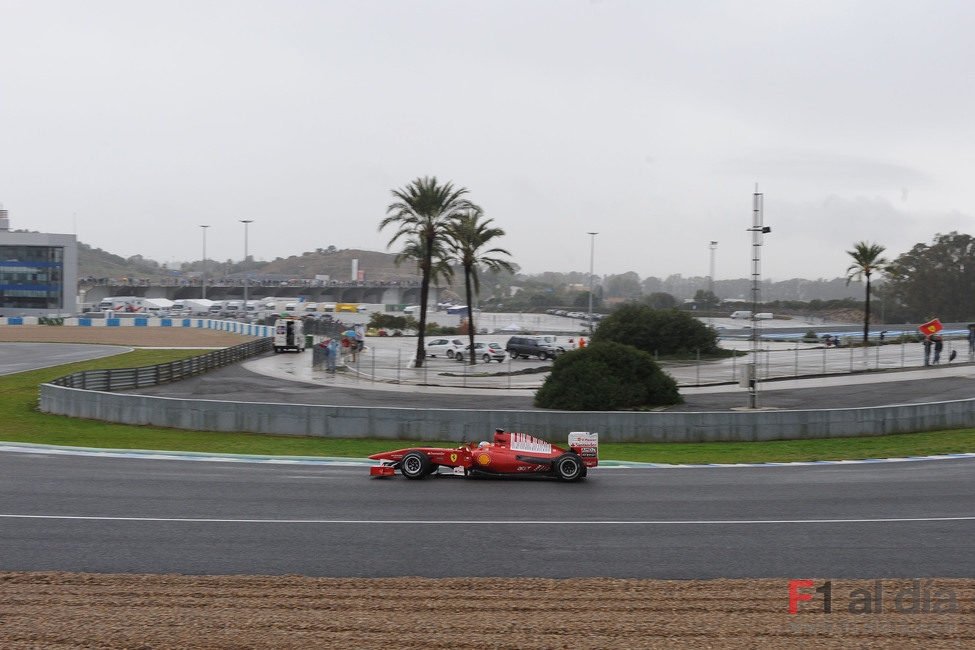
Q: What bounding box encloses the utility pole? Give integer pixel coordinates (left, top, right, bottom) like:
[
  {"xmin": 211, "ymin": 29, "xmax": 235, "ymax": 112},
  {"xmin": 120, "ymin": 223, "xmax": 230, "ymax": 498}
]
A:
[
  {"xmin": 200, "ymin": 225, "xmax": 210, "ymax": 299},
  {"xmin": 240, "ymin": 219, "xmax": 253, "ymax": 304},
  {"xmin": 708, "ymin": 240, "xmax": 718, "ymax": 328},
  {"xmin": 587, "ymin": 232, "xmax": 598, "ymax": 336},
  {"xmin": 745, "ymin": 186, "xmax": 771, "ymax": 408}
]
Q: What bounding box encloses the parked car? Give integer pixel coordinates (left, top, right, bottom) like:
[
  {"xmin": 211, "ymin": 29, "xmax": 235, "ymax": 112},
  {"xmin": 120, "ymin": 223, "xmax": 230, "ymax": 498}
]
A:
[
  {"xmin": 455, "ymin": 342, "xmax": 506, "ymax": 363},
  {"xmin": 506, "ymin": 336, "xmax": 555, "ymax": 360},
  {"xmin": 533, "ymin": 335, "xmax": 566, "ymax": 355},
  {"xmin": 425, "ymin": 337, "xmax": 465, "ymax": 358}
]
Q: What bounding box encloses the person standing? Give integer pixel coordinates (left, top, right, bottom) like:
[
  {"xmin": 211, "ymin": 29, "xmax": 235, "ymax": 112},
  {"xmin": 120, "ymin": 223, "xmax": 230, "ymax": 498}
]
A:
[
  {"xmin": 933, "ymin": 335, "xmax": 944, "ymax": 365},
  {"xmin": 968, "ymin": 325, "xmax": 975, "ymax": 358},
  {"xmin": 922, "ymin": 336, "xmax": 932, "ymax": 366},
  {"xmin": 327, "ymin": 338, "xmax": 339, "ymax": 372}
]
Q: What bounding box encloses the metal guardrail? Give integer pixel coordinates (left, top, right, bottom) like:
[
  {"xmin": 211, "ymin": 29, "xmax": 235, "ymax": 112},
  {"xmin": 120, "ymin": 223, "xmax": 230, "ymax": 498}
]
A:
[{"xmin": 48, "ymin": 338, "xmax": 273, "ymax": 392}]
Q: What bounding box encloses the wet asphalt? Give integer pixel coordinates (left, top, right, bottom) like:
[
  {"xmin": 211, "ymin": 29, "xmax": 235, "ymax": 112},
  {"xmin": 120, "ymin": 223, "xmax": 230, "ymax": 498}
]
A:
[{"xmin": 125, "ymin": 353, "xmax": 975, "ymax": 412}]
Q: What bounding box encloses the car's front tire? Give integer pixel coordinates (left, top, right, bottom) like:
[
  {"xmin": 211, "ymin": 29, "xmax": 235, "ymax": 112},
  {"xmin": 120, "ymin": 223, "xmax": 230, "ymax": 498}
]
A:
[
  {"xmin": 553, "ymin": 453, "xmax": 584, "ymax": 481},
  {"xmin": 400, "ymin": 451, "xmax": 433, "ymax": 479},
  {"xmin": 446, "ymin": 350, "xmax": 454, "ymax": 359}
]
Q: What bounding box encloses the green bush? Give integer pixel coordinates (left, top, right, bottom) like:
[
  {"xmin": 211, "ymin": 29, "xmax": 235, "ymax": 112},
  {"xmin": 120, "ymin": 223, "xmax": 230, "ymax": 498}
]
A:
[
  {"xmin": 534, "ymin": 342, "xmax": 681, "ymax": 410},
  {"xmin": 592, "ymin": 303, "xmax": 721, "ymax": 356}
]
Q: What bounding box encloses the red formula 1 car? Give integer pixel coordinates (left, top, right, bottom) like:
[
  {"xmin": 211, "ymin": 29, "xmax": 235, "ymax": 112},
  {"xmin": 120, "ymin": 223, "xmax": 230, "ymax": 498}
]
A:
[{"xmin": 369, "ymin": 430, "xmax": 598, "ymax": 481}]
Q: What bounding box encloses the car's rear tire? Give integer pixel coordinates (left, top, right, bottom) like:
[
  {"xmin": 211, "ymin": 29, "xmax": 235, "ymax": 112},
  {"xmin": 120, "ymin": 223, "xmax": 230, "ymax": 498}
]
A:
[
  {"xmin": 537, "ymin": 352, "xmax": 548, "ymax": 360},
  {"xmin": 553, "ymin": 453, "xmax": 584, "ymax": 481},
  {"xmin": 482, "ymin": 354, "xmax": 491, "ymax": 363},
  {"xmin": 400, "ymin": 451, "xmax": 433, "ymax": 480}
]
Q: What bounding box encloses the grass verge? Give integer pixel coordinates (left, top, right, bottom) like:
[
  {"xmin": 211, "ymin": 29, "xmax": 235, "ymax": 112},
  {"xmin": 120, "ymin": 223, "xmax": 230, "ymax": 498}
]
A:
[{"xmin": 2, "ymin": 350, "xmax": 974, "ymax": 463}]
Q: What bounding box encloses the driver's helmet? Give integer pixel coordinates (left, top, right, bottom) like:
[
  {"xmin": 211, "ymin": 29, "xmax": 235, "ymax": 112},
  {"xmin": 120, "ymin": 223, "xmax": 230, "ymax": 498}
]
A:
[{"xmin": 478, "ymin": 441, "xmax": 491, "ymax": 447}]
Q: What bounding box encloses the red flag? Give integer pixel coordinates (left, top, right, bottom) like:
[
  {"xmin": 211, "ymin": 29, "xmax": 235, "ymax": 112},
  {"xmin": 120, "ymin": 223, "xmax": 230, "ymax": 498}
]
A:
[{"xmin": 919, "ymin": 319, "xmax": 943, "ymax": 335}]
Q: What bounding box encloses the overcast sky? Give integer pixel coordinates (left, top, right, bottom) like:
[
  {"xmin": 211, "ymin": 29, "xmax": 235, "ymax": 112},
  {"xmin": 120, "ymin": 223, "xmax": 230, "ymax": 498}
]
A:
[{"xmin": 1, "ymin": 0, "xmax": 973, "ymax": 281}]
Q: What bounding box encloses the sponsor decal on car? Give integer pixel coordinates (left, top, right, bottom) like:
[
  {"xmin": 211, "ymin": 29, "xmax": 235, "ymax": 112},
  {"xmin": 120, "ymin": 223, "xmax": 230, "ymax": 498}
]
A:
[
  {"xmin": 509, "ymin": 432, "xmax": 552, "ymax": 454},
  {"xmin": 477, "ymin": 453, "xmax": 491, "ymax": 466},
  {"xmin": 450, "ymin": 453, "xmax": 458, "ymax": 463}
]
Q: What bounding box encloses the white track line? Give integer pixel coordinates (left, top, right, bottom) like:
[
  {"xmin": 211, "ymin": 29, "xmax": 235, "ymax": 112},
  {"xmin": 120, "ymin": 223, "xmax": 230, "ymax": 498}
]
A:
[
  {"xmin": 1, "ymin": 443, "xmax": 973, "ymax": 468},
  {"xmin": 0, "ymin": 514, "xmax": 972, "ymax": 525}
]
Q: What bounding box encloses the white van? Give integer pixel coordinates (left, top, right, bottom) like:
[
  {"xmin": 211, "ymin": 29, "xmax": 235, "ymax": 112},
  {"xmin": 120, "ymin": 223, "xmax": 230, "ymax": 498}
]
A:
[
  {"xmin": 730, "ymin": 310, "xmax": 752, "ymax": 319},
  {"xmin": 273, "ymin": 318, "xmax": 306, "ymax": 353},
  {"xmin": 303, "ymin": 302, "xmax": 319, "ymax": 314},
  {"xmin": 223, "ymin": 300, "xmax": 245, "ymax": 315},
  {"xmin": 97, "ymin": 296, "xmax": 143, "ymax": 312}
]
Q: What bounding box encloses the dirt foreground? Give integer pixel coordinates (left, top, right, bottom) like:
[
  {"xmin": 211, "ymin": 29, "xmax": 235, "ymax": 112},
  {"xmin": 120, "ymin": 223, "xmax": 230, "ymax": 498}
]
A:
[
  {"xmin": 0, "ymin": 573, "xmax": 971, "ymax": 649},
  {"xmin": 0, "ymin": 324, "xmax": 255, "ymax": 347}
]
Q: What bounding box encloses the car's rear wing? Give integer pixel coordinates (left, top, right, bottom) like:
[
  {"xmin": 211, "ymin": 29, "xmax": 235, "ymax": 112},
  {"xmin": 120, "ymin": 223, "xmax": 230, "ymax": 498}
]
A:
[{"xmin": 568, "ymin": 431, "xmax": 598, "ymax": 468}]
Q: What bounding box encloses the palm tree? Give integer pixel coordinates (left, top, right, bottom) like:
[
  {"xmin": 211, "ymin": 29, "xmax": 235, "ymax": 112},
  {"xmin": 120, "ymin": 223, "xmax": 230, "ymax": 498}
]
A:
[
  {"xmin": 846, "ymin": 241, "xmax": 889, "ymax": 344},
  {"xmin": 445, "ymin": 208, "xmax": 514, "ymax": 364},
  {"xmin": 380, "ymin": 177, "xmax": 476, "ymax": 367}
]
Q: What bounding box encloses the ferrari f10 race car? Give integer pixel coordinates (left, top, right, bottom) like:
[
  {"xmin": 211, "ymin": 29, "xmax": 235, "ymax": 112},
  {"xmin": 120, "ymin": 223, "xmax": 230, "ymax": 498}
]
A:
[{"xmin": 369, "ymin": 430, "xmax": 598, "ymax": 481}]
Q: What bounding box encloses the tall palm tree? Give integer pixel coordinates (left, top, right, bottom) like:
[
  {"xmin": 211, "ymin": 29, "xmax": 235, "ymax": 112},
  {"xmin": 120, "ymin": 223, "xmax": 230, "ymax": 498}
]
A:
[
  {"xmin": 445, "ymin": 208, "xmax": 514, "ymax": 364},
  {"xmin": 380, "ymin": 177, "xmax": 475, "ymax": 367},
  {"xmin": 846, "ymin": 241, "xmax": 889, "ymax": 344}
]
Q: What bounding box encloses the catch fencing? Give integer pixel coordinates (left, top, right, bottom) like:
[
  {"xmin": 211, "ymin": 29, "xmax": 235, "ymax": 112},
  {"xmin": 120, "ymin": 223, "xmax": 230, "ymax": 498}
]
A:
[{"xmin": 47, "ymin": 338, "xmax": 273, "ymax": 391}]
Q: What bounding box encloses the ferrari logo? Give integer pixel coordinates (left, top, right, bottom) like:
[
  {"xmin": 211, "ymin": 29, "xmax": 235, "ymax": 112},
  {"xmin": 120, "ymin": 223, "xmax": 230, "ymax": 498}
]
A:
[{"xmin": 450, "ymin": 453, "xmax": 457, "ymax": 463}]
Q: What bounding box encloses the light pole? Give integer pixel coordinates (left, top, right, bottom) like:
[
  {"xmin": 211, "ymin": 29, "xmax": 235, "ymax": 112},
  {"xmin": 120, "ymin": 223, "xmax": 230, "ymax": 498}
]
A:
[
  {"xmin": 587, "ymin": 232, "xmax": 598, "ymax": 336},
  {"xmin": 240, "ymin": 219, "xmax": 253, "ymax": 304},
  {"xmin": 200, "ymin": 225, "xmax": 210, "ymax": 299}
]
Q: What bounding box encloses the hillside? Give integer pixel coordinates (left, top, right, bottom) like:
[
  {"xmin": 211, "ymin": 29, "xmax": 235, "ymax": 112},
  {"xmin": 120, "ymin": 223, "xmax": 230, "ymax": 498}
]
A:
[
  {"xmin": 78, "ymin": 243, "xmax": 421, "ymax": 284},
  {"xmin": 257, "ymin": 248, "xmax": 421, "ymax": 282},
  {"xmin": 78, "ymin": 243, "xmax": 171, "ymax": 281}
]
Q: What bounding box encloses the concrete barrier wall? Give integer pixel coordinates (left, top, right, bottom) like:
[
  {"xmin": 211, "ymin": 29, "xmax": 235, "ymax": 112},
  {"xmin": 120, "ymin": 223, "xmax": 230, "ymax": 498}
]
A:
[{"xmin": 38, "ymin": 384, "xmax": 975, "ymax": 442}]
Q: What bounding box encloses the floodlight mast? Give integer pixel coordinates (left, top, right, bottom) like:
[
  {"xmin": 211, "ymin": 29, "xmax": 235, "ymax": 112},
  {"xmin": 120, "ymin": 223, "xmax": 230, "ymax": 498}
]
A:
[{"xmin": 745, "ymin": 186, "xmax": 770, "ymax": 409}]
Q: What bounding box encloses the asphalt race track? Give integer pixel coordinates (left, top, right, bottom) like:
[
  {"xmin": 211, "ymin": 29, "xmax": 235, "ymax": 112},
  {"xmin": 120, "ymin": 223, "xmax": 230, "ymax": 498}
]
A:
[
  {"xmin": 0, "ymin": 343, "xmax": 128, "ymax": 376},
  {"xmin": 1, "ymin": 451, "xmax": 971, "ymax": 578},
  {"xmin": 127, "ymin": 358, "xmax": 975, "ymax": 411}
]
